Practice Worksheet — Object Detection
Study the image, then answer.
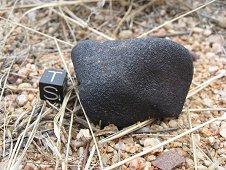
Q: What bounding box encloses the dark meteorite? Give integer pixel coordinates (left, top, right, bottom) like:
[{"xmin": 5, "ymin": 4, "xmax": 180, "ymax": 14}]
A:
[{"xmin": 71, "ymin": 38, "xmax": 193, "ymax": 128}]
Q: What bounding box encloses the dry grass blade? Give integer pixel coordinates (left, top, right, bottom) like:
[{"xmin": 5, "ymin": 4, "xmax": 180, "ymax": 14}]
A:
[
  {"xmin": 137, "ymin": 0, "xmax": 217, "ymax": 38},
  {"xmin": 6, "ymin": 0, "xmax": 19, "ymax": 20},
  {"xmin": 76, "ymin": 92, "xmax": 104, "ymax": 170},
  {"xmin": 187, "ymin": 110, "xmax": 198, "ymax": 169},
  {"xmin": 187, "ymin": 70, "xmax": 226, "ymax": 99},
  {"xmin": 0, "ymin": 16, "xmax": 73, "ymax": 47},
  {"xmin": 0, "ymin": 56, "xmax": 15, "ymax": 102},
  {"xmin": 182, "ymin": 108, "xmax": 226, "ymax": 112},
  {"xmin": 6, "ymin": 106, "xmax": 37, "ymax": 170},
  {"xmin": 54, "ymin": 38, "xmax": 74, "ymax": 85},
  {"xmin": 53, "ymin": 89, "xmax": 72, "ymax": 169},
  {"xmin": 103, "ymin": 116, "xmax": 225, "ymax": 170},
  {"xmin": 53, "ymin": 9, "xmax": 114, "ymax": 40},
  {"xmin": 45, "ymin": 136, "xmax": 62, "ymax": 159},
  {"xmin": 64, "ymin": 100, "xmax": 77, "ymax": 170},
  {"xmin": 0, "ymin": 0, "xmax": 115, "ymax": 10},
  {"xmin": 113, "ymin": 0, "xmax": 134, "ymax": 34},
  {"xmin": 84, "ymin": 145, "xmax": 96, "ymax": 170},
  {"xmin": 12, "ymin": 103, "xmax": 45, "ymax": 169},
  {"xmin": 195, "ymin": 144, "xmax": 213, "ymax": 163},
  {"xmin": 98, "ymin": 119, "xmax": 154, "ymax": 144}
]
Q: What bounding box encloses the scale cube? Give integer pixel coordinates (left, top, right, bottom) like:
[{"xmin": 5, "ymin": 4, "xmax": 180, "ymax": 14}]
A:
[{"xmin": 39, "ymin": 69, "xmax": 67, "ymax": 103}]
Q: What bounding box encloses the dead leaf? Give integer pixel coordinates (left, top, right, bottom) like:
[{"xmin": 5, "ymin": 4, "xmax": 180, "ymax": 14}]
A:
[{"xmin": 76, "ymin": 129, "xmax": 91, "ymax": 142}]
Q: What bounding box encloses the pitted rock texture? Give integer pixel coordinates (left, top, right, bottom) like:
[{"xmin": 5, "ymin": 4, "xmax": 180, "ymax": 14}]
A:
[{"xmin": 71, "ymin": 38, "xmax": 193, "ymax": 128}]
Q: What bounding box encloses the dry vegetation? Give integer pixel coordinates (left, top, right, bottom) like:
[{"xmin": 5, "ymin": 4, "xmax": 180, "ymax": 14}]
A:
[{"xmin": 0, "ymin": 0, "xmax": 226, "ymax": 169}]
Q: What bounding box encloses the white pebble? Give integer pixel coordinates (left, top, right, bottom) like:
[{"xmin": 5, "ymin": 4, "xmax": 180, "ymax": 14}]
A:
[
  {"xmin": 203, "ymin": 98, "xmax": 213, "ymax": 106},
  {"xmin": 204, "ymin": 160, "xmax": 211, "ymax": 166},
  {"xmin": 119, "ymin": 30, "xmax": 133, "ymax": 39},
  {"xmin": 193, "ymin": 27, "xmax": 203, "ymax": 33},
  {"xmin": 16, "ymin": 94, "xmax": 28, "ymax": 106},
  {"xmin": 143, "ymin": 138, "xmax": 163, "ymax": 153},
  {"xmin": 18, "ymin": 68, "xmax": 28, "ymax": 76},
  {"xmin": 197, "ymin": 165, "xmax": 208, "ymax": 170},
  {"xmin": 203, "ymin": 29, "xmax": 212, "ymax": 36},
  {"xmin": 216, "ymin": 166, "xmax": 226, "ymax": 170},
  {"xmin": 193, "ymin": 134, "xmax": 201, "ymax": 144},
  {"xmin": 18, "ymin": 83, "xmax": 32, "ymax": 89},
  {"xmin": 208, "ymin": 136, "xmax": 215, "ymax": 145},
  {"xmin": 219, "ymin": 123, "xmax": 226, "ymax": 139},
  {"xmin": 209, "ymin": 66, "xmax": 218, "ymax": 73},
  {"xmin": 196, "ymin": 151, "xmax": 204, "ymax": 159},
  {"xmin": 168, "ymin": 119, "xmax": 178, "ymax": 128}
]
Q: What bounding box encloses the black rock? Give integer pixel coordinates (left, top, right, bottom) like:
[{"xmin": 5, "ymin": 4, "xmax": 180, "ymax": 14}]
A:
[{"xmin": 71, "ymin": 38, "xmax": 193, "ymax": 128}]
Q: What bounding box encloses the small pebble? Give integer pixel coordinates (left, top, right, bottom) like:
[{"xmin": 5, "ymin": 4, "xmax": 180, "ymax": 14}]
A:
[
  {"xmin": 219, "ymin": 123, "xmax": 226, "ymax": 139},
  {"xmin": 112, "ymin": 154, "xmax": 118, "ymax": 163},
  {"xmin": 203, "ymin": 98, "xmax": 213, "ymax": 106},
  {"xmin": 210, "ymin": 121, "xmax": 221, "ymax": 132},
  {"xmin": 197, "ymin": 165, "xmax": 208, "ymax": 170},
  {"xmin": 196, "ymin": 151, "xmax": 204, "ymax": 159},
  {"xmin": 144, "ymin": 162, "xmax": 152, "ymax": 170},
  {"xmin": 16, "ymin": 78, "xmax": 23, "ymax": 85},
  {"xmin": 106, "ymin": 146, "xmax": 114, "ymax": 153},
  {"xmin": 204, "ymin": 160, "xmax": 211, "ymax": 167},
  {"xmin": 146, "ymin": 155, "xmax": 156, "ymax": 161},
  {"xmin": 186, "ymin": 158, "xmax": 194, "ymax": 167},
  {"xmin": 168, "ymin": 119, "xmax": 178, "ymax": 128},
  {"xmin": 16, "ymin": 94, "xmax": 28, "ymax": 106},
  {"xmin": 193, "ymin": 27, "xmax": 203, "ymax": 33},
  {"xmin": 143, "ymin": 138, "xmax": 163, "ymax": 153},
  {"xmin": 18, "ymin": 83, "xmax": 32, "ymax": 89},
  {"xmin": 203, "ymin": 29, "xmax": 212, "ymax": 36},
  {"xmin": 18, "ymin": 67, "xmax": 28, "ymax": 76},
  {"xmin": 129, "ymin": 157, "xmax": 146, "ymax": 170},
  {"xmin": 28, "ymin": 93, "xmax": 34, "ymax": 101},
  {"xmin": 7, "ymin": 75, "xmax": 18, "ymax": 84},
  {"xmin": 118, "ymin": 30, "xmax": 133, "ymax": 39},
  {"xmin": 193, "ymin": 134, "xmax": 201, "ymax": 144},
  {"xmin": 208, "ymin": 136, "xmax": 215, "ymax": 145},
  {"xmin": 76, "ymin": 129, "xmax": 91, "ymax": 141},
  {"xmin": 216, "ymin": 166, "xmax": 226, "ymax": 170},
  {"xmin": 209, "ymin": 66, "xmax": 218, "ymax": 73}
]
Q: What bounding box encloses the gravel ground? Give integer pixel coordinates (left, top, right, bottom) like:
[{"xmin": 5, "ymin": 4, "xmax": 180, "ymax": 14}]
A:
[{"xmin": 0, "ymin": 0, "xmax": 226, "ymax": 170}]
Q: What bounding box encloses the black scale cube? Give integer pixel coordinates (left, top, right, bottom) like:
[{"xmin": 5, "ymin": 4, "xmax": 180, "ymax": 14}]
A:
[{"xmin": 39, "ymin": 69, "xmax": 67, "ymax": 103}]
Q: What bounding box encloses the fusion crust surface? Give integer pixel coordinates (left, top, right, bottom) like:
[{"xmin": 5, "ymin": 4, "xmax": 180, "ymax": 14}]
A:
[{"xmin": 72, "ymin": 38, "xmax": 193, "ymax": 128}]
